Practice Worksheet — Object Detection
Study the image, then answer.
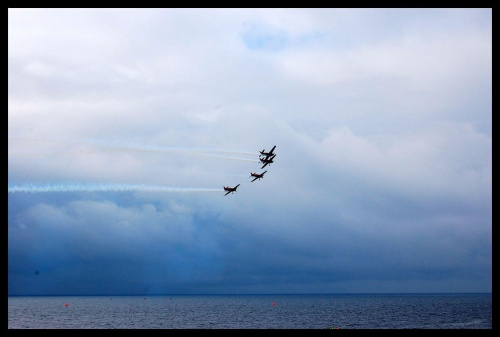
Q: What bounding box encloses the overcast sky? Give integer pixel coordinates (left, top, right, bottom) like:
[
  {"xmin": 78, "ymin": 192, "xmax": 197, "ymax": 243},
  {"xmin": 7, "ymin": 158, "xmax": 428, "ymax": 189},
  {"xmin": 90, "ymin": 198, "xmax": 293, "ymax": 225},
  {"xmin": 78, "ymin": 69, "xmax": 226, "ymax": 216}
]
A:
[{"xmin": 8, "ymin": 8, "xmax": 491, "ymax": 295}]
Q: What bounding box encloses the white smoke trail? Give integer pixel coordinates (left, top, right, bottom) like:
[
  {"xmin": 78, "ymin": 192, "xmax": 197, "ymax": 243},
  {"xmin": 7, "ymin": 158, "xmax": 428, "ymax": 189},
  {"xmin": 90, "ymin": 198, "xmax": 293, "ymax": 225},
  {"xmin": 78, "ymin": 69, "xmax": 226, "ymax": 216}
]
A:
[
  {"xmin": 8, "ymin": 137, "xmax": 260, "ymax": 162},
  {"xmin": 8, "ymin": 183, "xmax": 222, "ymax": 193},
  {"xmin": 117, "ymin": 146, "xmax": 260, "ymax": 162}
]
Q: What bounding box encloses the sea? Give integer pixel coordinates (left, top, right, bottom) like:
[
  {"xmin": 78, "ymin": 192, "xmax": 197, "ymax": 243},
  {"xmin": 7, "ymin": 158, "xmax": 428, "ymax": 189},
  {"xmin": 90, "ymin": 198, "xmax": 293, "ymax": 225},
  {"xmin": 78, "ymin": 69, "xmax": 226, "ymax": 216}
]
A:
[{"xmin": 8, "ymin": 293, "xmax": 492, "ymax": 329}]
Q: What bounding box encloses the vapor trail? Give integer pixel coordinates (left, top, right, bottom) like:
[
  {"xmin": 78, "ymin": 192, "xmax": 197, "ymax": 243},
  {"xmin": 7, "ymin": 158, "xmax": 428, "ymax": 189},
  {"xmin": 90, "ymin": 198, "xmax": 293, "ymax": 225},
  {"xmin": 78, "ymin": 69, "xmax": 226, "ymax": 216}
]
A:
[
  {"xmin": 8, "ymin": 137, "xmax": 260, "ymax": 162},
  {"xmin": 8, "ymin": 183, "xmax": 222, "ymax": 193}
]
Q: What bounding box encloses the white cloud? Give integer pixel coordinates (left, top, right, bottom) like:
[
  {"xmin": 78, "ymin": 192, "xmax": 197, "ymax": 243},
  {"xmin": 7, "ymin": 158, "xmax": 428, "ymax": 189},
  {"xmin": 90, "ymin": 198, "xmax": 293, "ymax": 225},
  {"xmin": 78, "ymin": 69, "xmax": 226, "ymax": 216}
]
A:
[{"xmin": 280, "ymin": 31, "xmax": 491, "ymax": 117}]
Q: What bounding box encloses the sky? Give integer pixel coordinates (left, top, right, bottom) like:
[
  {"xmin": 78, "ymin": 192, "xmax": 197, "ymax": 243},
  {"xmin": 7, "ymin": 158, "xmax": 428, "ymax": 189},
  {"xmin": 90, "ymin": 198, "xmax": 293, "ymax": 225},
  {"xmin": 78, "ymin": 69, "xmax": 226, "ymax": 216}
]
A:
[{"xmin": 8, "ymin": 8, "xmax": 492, "ymax": 295}]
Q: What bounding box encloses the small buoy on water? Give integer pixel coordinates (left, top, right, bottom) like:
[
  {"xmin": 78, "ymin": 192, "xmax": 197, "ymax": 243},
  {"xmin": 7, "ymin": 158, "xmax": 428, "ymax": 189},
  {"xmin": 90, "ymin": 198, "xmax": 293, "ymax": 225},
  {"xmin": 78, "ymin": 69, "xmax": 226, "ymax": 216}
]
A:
[
  {"xmin": 65, "ymin": 303, "xmax": 69, "ymax": 306},
  {"xmin": 271, "ymin": 302, "xmax": 275, "ymax": 306}
]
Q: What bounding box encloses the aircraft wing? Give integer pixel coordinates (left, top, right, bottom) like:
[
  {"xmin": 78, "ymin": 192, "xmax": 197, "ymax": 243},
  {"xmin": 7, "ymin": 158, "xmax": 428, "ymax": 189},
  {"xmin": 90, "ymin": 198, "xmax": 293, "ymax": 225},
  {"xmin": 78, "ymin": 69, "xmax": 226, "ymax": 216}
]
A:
[
  {"xmin": 251, "ymin": 177, "xmax": 258, "ymax": 182},
  {"xmin": 224, "ymin": 191, "xmax": 231, "ymax": 196}
]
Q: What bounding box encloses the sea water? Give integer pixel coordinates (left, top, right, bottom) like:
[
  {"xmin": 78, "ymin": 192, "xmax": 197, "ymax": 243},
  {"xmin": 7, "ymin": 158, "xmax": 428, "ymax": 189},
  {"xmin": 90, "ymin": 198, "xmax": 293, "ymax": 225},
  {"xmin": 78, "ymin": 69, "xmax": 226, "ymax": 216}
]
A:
[{"xmin": 8, "ymin": 293, "xmax": 492, "ymax": 329}]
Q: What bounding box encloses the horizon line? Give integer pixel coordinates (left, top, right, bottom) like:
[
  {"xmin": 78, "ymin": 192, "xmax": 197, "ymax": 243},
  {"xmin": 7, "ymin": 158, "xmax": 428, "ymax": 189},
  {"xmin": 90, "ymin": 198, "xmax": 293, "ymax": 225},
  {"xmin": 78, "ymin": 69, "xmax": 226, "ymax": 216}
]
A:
[{"xmin": 8, "ymin": 291, "xmax": 492, "ymax": 297}]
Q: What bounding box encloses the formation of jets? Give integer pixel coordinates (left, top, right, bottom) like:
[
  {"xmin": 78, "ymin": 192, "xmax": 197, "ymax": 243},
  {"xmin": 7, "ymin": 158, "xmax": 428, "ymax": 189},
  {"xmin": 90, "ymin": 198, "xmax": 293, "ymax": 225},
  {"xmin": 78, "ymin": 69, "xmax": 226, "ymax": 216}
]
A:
[{"xmin": 224, "ymin": 145, "xmax": 276, "ymax": 196}]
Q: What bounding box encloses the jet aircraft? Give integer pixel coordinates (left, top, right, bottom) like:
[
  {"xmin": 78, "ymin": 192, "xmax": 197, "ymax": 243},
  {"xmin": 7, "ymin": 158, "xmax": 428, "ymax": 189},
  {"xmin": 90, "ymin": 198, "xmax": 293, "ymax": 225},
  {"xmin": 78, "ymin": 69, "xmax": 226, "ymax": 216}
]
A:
[
  {"xmin": 223, "ymin": 184, "xmax": 240, "ymax": 196},
  {"xmin": 260, "ymin": 154, "xmax": 276, "ymax": 169},
  {"xmin": 259, "ymin": 145, "xmax": 276, "ymax": 159},
  {"xmin": 250, "ymin": 170, "xmax": 267, "ymax": 182}
]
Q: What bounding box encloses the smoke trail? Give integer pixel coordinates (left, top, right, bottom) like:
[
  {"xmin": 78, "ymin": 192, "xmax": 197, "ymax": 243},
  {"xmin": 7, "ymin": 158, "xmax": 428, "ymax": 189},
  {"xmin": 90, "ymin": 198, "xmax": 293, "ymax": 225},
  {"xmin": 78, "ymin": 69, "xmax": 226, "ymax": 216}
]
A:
[
  {"xmin": 8, "ymin": 137, "xmax": 260, "ymax": 162},
  {"xmin": 115, "ymin": 146, "xmax": 260, "ymax": 162},
  {"xmin": 8, "ymin": 183, "xmax": 222, "ymax": 193}
]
